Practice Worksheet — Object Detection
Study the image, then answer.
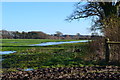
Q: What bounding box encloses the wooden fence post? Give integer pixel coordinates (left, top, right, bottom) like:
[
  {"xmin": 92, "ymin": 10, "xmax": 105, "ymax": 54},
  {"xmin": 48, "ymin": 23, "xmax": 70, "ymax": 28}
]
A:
[{"xmin": 105, "ymin": 38, "xmax": 110, "ymax": 63}]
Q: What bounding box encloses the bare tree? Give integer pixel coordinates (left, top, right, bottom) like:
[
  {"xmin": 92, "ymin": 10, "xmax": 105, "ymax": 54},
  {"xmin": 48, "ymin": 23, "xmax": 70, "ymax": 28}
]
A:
[{"xmin": 67, "ymin": 2, "xmax": 120, "ymax": 32}]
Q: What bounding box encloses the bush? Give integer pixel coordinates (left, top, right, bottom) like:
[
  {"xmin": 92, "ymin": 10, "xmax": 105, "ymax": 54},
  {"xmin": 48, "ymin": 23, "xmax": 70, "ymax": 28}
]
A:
[
  {"xmin": 102, "ymin": 15, "xmax": 120, "ymax": 63},
  {"xmin": 88, "ymin": 38, "xmax": 105, "ymax": 61},
  {"xmin": 88, "ymin": 15, "xmax": 120, "ymax": 65}
]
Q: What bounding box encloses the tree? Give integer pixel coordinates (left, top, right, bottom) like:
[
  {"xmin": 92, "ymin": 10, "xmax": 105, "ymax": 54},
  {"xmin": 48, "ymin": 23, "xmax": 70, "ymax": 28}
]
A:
[
  {"xmin": 28, "ymin": 31, "xmax": 49, "ymax": 39},
  {"xmin": 21, "ymin": 31, "xmax": 27, "ymax": 39},
  {"xmin": 67, "ymin": 1, "xmax": 120, "ymax": 62},
  {"xmin": 55, "ymin": 31, "xmax": 63, "ymax": 39},
  {"xmin": 102, "ymin": 15, "xmax": 120, "ymax": 62},
  {"xmin": 75, "ymin": 33, "xmax": 81, "ymax": 40},
  {"xmin": 67, "ymin": 1, "xmax": 120, "ymax": 32},
  {"xmin": 76, "ymin": 33, "xmax": 80, "ymax": 36},
  {"xmin": 1, "ymin": 30, "xmax": 14, "ymax": 39}
]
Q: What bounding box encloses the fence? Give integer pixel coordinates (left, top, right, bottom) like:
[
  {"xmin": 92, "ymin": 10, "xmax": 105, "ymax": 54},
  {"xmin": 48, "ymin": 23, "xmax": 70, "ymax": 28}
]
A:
[
  {"xmin": 2, "ymin": 39, "xmax": 120, "ymax": 63},
  {"xmin": 105, "ymin": 38, "xmax": 120, "ymax": 62}
]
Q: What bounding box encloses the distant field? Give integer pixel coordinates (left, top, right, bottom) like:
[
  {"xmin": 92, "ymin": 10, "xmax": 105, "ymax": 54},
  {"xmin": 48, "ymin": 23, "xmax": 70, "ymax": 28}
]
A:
[
  {"xmin": 1, "ymin": 39, "xmax": 81, "ymax": 51},
  {"xmin": 1, "ymin": 39, "xmax": 79, "ymax": 46}
]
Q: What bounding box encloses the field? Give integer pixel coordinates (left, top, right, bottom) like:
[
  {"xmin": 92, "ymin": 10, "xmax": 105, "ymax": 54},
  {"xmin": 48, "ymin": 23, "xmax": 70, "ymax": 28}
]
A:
[
  {"xmin": 1, "ymin": 39, "xmax": 91, "ymax": 73},
  {"xmin": 1, "ymin": 39, "xmax": 80, "ymax": 51},
  {"xmin": 1, "ymin": 39, "xmax": 120, "ymax": 80}
]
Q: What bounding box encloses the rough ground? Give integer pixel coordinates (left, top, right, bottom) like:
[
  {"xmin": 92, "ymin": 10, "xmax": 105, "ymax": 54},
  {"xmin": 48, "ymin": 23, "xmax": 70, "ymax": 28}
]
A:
[{"xmin": 1, "ymin": 66, "xmax": 120, "ymax": 80}]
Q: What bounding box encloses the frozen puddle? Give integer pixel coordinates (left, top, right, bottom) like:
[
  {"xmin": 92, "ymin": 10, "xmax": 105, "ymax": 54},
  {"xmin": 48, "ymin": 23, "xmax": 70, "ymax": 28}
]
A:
[
  {"xmin": 31, "ymin": 40, "xmax": 89, "ymax": 46},
  {"xmin": 0, "ymin": 51, "xmax": 16, "ymax": 55}
]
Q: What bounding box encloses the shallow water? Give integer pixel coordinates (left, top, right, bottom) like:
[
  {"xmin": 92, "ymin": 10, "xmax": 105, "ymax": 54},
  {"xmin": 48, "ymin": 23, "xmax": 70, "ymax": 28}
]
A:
[
  {"xmin": 0, "ymin": 40, "xmax": 89, "ymax": 54},
  {"xmin": 10, "ymin": 42, "xmax": 19, "ymax": 43},
  {"xmin": 0, "ymin": 51, "xmax": 16, "ymax": 55},
  {"xmin": 30, "ymin": 40, "xmax": 89, "ymax": 46},
  {"xmin": 24, "ymin": 68, "xmax": 34, "ymax": 71},
  {"xmin": 0, "ymin": 59, "xmax": 4, "ymax": 61}
]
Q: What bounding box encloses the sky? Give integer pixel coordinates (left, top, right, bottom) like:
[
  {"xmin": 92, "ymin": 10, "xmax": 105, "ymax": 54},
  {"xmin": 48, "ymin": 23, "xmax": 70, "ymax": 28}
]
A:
[{"xmin": 2, "ymin": 2, "xmax": 92, "ymax": 35}]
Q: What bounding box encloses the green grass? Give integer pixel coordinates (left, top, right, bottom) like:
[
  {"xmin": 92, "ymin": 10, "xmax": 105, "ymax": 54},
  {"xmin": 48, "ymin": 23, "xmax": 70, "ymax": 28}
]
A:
[
  {"xmin": 1, "ymin": 39, "xmax": 83, "ymax": 51},
  {"xmin": 1, "ymin": 39, "xmax": 80, "ymax": 46},
  {"xmin": 1, "ymin": 39, "xmax": 92, "ymax": 73}
]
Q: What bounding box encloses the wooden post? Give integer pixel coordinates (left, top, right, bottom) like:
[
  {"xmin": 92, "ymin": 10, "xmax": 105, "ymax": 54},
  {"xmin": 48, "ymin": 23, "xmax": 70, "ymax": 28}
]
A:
[
  {"xmin": 117, "ymin": 4, "xmax": 120, "ymax": 17},
  {"xmin": 105, "ymin": 38, "xmax": 110, "ymax": 63}
]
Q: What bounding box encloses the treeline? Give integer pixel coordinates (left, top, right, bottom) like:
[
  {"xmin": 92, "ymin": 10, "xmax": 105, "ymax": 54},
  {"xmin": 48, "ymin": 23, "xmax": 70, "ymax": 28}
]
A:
[
  {"xmin": 0, "ymin": 30, "xmax": 50, "ymax": 39},
  {"xmin": 0, "ymin": 30, "xmax": 102, "ymax": 39},
  {"xmin": 0, "ymin": 30, "xmax": 99, "ymax": 39}
]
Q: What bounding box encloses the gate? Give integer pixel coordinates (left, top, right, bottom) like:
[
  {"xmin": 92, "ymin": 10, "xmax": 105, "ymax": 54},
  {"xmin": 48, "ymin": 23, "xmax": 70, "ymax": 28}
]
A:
[{"xmin": 105, "ymin": 38, "xmax": 120, "ymax": 62}]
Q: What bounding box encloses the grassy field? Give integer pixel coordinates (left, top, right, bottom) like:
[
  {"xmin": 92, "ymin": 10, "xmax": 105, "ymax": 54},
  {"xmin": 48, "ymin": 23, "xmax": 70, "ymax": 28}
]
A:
[
  {"xmin": 1, "ymin": 39, "xmax": 92, "ymax": 73},
  {"xmin": 1, "ymin": 39, "xmax": 82, "ymax": 51},
  {"xmin": 1, "ymin": 39, "xmax": 79, "ymax": 46}
]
